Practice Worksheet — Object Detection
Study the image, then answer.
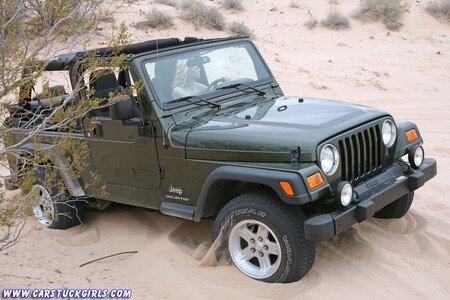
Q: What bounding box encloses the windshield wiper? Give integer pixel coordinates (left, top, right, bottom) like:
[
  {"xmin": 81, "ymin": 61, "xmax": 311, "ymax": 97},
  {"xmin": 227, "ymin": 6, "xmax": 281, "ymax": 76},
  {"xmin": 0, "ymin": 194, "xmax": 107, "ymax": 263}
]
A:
[
  {"xmin": 217, "ymin": 83, "xmax": 266, "ymax": 96},
  {"xmin": 166, "ymin": 95, "xmax": 221, "ymax": 108}
]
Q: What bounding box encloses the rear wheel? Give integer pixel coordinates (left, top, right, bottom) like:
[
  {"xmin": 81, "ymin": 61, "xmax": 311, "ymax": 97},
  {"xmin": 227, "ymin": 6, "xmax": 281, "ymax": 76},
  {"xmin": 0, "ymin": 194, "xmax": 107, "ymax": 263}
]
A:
[
  {"xmin": 374, "ymin": 192, "xmax": 414, "ymax": 219},
  {"xmin": 212, "ymin": 192, "xmax": 315, "ymax": 283},
  {"xmin": 27, "ymin": 167, "xmax": 84, "ymax": 229}
]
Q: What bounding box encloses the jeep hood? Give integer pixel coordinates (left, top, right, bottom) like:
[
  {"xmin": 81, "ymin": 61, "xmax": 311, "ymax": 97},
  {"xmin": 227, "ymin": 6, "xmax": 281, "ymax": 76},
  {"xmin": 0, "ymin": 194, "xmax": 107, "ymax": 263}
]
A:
[{"xmin": 182, "ymin": 97, "xmax": 389, "ymax": 162}]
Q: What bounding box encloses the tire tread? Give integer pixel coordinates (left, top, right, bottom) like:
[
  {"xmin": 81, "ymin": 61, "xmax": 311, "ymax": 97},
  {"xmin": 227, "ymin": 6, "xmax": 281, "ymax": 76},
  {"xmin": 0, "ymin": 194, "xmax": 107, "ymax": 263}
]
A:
[{"xmin": 212, "ymin": 192, "xmax": 315, "ymax": 283}]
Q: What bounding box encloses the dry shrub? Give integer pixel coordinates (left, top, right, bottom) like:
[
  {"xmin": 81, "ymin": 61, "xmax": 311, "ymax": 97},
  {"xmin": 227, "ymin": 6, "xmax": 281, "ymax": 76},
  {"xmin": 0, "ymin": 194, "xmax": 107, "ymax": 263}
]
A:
[
  {"xmin": 228, "ymin": 21, "xmax": 253, "ymax": 37},
  {"xmin": 321, "ymin": 11, "xmax": 350, "ymax": 29},
  {"xmin": 289, "ymin": 0, "xmax": 299, "ymax": 8},
  {"xmin": 426, "ymin": 0, "xmax": 450, "ymax": 21},
  {"xmin": 222, "ymin": 0, "xmax": 244, "ymax": 11},
  {"xmin": 304, "ymin": 18, "xmax": 318, "ymax": 29},
  {"xmin": 140, "ymin": 8, "xmax": 174, "ymax": 29},
  {"xmin": 154, "ymin": 0, "xmax": 178, "ymax": 6},
  {"xmin": 96, "ymin": 13, "xmax": 115, "ymax": 23},
  {"xmin": 352, "ymin": 0, "xmax": 406, "ymax": 30},
  {"xmin": 178, "ymin": 0, "xmax": 191, "ymax": 9},
  {"xmin": 180, "ymin": 0, "xmax": 226, "ymax": 30}
]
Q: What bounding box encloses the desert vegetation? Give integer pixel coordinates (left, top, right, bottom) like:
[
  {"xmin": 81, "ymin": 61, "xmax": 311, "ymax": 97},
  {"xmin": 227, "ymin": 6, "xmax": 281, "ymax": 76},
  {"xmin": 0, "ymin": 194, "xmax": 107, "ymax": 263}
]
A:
[
  {"xmin": 321, "ymin": 11, "xmax": 350, "ymax": 30},
  {"xmin": 0, "ymin": 0, "xmax": 133, "ymax": 251},
  {"xmin": 426, "ymin": 0, "xmax": 450, "ymax": 22},
  {"xmin": 228, "ymin": 21, "xmax": 253, "ymax": 37},
  {"xmin": 221, "ymin": 0, "xmax": 244, "ymax": 11},
  {"xmin": 142, "ymin": 0, "xmax": 254, "ymax": 33},
  {"xmin": 304, "ymin": 18, "xmax": 318, "ymax": 29},
  {"xmin": 154, "ymin": 0, "xmax": 178, "ymax": 7},
  {"xmin": 352, "ymin": 0, "xmax": 406, "ymax": 30},
  {"xmin": 140, "ymin": 8, "xmax": 174, "ymax": 29},
  {"xmin": 289, "ymin": 0, "xmax": 299, "ymax": 8},
  {"xmin": 180, "ymin": 0, "xmax": 226, "ymax": 30}
]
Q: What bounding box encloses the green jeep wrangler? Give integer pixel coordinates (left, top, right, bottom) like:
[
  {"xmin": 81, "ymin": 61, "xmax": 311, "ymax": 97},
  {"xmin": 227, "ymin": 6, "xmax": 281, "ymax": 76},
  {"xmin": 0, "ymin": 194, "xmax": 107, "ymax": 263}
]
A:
[{"xmin": 4, "ymin": 37, "xmax": 437, "ymax": 283}]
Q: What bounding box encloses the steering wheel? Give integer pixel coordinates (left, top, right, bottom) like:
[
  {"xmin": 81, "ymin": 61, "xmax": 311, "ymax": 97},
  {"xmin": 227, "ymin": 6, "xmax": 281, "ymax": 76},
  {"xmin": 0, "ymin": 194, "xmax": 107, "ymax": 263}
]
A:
[{"xmin": 206, "ymin": 77, "xmax": 228, "ymax": 90}]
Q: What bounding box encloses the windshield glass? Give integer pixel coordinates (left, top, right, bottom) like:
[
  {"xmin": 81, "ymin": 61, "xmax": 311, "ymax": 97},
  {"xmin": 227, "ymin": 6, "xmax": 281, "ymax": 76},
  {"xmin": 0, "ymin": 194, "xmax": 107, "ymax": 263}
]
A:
[{"xmin": 144, "ymin": 42, "xmax": 271, "ymax": 105}]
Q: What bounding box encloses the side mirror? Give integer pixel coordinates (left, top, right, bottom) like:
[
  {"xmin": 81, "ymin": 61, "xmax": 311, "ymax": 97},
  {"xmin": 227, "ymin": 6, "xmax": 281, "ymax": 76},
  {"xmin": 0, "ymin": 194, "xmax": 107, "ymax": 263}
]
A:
[{"xmin": 109, "ymin": 96, "xmax": 134, "ymax": 120}]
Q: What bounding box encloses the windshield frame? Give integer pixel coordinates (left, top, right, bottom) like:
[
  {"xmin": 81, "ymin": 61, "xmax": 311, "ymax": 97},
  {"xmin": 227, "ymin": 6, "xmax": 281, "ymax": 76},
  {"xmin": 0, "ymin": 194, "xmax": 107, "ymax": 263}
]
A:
[{"xmin": 140, "ymin": 40, "xmax": 276, "ymax": 110}]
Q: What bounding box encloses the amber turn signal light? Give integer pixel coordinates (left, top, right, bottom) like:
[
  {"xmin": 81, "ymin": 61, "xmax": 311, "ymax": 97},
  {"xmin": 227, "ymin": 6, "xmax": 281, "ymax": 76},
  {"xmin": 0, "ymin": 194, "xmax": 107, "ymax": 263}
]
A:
[
  {"xmin": 306, "ymin": 172, "xmax": 324, "ymax": 189},
  {"xmin": 279, "ymin": 181, "xmax": 294, "ymax": 196},
  {"xmin": 405, "ymin": 129, "xmax": 418, "ymax": 142}
]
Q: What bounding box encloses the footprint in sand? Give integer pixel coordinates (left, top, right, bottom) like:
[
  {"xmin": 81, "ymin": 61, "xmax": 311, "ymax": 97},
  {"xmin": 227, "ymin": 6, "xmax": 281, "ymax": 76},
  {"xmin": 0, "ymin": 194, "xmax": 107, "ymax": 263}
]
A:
[{"xmin": 46, "ymin": 225, "xmax": 100, "ymax": 247}]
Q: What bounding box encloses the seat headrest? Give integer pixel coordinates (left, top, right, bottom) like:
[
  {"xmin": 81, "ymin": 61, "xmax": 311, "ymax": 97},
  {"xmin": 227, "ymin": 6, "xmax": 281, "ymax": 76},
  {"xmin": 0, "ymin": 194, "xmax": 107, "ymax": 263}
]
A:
[
  {"xmin": 90, "ymin": 70, "xmax": 119, "ymax": 90},
  {"xmin": 89, "ymin": 69, "xmax": 122, "ymax": 99}
]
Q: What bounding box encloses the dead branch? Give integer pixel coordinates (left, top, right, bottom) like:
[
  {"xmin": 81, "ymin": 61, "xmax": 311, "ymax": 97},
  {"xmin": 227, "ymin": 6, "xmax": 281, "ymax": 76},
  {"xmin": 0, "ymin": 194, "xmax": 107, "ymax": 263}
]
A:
[{"xmin": 79, "ymin": 251, "xmax": 139, "ymax": 267}]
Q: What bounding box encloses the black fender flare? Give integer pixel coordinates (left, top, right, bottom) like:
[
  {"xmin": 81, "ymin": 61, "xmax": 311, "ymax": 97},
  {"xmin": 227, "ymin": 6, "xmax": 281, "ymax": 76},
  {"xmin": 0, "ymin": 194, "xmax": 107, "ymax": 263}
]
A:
[
  {"xmin": 193, "ymin": 166, "xmax": 310, "ymax": 221},
  {"xmin": 394, "ymin": 121, "xmax": 423, "ymax": 158},
  {"xmin": 18, "ymin": 143, "xmax": 85, "ymax": 197}
]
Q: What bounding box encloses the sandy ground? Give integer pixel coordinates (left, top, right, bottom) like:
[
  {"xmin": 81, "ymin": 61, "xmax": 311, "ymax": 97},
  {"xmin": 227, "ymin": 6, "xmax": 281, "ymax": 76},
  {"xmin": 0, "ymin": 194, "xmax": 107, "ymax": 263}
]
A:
[{"xmin": 1, "ymin": 0, "xmax": 450, "ymax": 299}]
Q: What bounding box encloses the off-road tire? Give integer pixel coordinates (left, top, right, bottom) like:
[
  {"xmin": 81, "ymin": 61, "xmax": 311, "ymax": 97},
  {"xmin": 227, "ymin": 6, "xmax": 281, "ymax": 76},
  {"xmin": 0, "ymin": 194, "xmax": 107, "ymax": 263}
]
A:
[
  {"xmin": 32, "ymin": 167, "xmax": 85, "ymax": 229},
  {"xmin": 374, "ymin": 192, "xmax": 414, "ymax": 219},
  {"xmin": 212, "ymin": 192, "xmax": 315, "ymax": 283}
]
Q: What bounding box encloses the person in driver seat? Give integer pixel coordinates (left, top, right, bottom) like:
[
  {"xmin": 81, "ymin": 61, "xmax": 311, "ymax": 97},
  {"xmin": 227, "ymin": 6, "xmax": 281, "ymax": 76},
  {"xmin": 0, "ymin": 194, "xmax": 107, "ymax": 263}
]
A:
[{"xmin": 172, "ymin": 59, "xmax": 206, "ymax": 99}]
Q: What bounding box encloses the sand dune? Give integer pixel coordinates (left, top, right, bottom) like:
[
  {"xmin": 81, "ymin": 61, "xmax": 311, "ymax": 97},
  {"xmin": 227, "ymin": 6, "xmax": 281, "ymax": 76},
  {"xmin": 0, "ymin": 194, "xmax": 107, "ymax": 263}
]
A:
[{"xmin": 1, "ymin": 0, "xmax": 450, "ymax": 299}]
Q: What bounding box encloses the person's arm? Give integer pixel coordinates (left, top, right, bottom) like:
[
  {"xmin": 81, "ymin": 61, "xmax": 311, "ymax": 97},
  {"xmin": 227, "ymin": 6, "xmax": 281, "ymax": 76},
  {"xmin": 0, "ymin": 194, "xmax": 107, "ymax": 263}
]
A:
[
  {"xmin": 172, "ymin": 86, "xmax": 189, "ymax": 99},
  {"xmin": 196, "ymin": 82, "xmax": 207, "ymax": 92}
]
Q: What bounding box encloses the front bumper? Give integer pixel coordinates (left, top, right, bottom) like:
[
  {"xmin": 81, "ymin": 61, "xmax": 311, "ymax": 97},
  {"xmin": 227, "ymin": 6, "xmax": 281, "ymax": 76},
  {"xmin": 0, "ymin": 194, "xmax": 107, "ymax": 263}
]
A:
[{"xmin": 304, "ymin": 158, "xmax": 437, "ymax": 241}]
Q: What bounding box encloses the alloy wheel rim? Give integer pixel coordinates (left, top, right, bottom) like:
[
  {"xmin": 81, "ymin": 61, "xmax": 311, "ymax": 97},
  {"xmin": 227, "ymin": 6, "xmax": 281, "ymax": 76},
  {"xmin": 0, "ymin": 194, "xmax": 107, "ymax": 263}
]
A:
[
  {"xmin": 31, "ymin": 185, "xmax": 55, "ymax": 227},
  {"xmin": 228, "ymin": 219, "xmax": 282, "ymax": 279}
]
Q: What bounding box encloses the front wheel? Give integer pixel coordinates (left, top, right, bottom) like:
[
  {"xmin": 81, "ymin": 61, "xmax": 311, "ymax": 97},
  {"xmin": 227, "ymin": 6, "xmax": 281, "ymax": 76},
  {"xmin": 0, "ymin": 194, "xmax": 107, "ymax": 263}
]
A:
[
  {"xmin": 212, "ymin": 193, "xmax": 315, "ymax": 283},
  {"xmin": 374, "ymin": 192, "xmax": 414, "ymax": 219}
]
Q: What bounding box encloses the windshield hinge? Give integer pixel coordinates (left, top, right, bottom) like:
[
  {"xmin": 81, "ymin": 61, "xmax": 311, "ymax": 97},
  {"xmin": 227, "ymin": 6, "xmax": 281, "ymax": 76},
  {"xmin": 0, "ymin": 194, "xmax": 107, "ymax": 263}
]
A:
[
  {"xmin": 159, "ymin": 167, "xmax": 166, "ymax": 180},
  {"xmin": 291, "ymin": 147, "xmax": 301, "ymax": 163},
  {"xmin": 142, "ymin": 125, "xmax": 156, "ymax": 137}
]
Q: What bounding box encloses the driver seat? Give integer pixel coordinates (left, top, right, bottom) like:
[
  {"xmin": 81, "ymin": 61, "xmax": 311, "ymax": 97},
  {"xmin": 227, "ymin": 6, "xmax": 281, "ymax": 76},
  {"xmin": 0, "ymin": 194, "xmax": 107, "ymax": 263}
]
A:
[{"xmin": 89, "ymin": 69, "xmax": 123, "ymax": 117}]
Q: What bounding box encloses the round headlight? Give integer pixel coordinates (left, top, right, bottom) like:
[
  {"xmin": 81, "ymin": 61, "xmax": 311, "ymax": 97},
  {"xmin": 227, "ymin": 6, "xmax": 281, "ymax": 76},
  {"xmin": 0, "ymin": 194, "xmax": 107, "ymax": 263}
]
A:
[
  {"xmin": 409, "ymin": 145, "xmax": 424, "ymax": 169},
  {"xmin": 320, "ymin": 144, "xmax": 339, "ymax": 175},
  {"xmin": 336, "ymin": 181, "xmax": 353, "ymax": 207},
  {"xmin": 382, "ymin": 120, "xmax": 397, "ymax": 147}
]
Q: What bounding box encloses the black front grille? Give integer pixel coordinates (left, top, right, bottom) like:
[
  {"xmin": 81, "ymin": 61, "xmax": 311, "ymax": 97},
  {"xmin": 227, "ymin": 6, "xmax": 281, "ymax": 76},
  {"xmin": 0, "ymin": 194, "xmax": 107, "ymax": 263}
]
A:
[{"xmin": 338, "ymin": 124, "xmax": 384, "ymax": 184}]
